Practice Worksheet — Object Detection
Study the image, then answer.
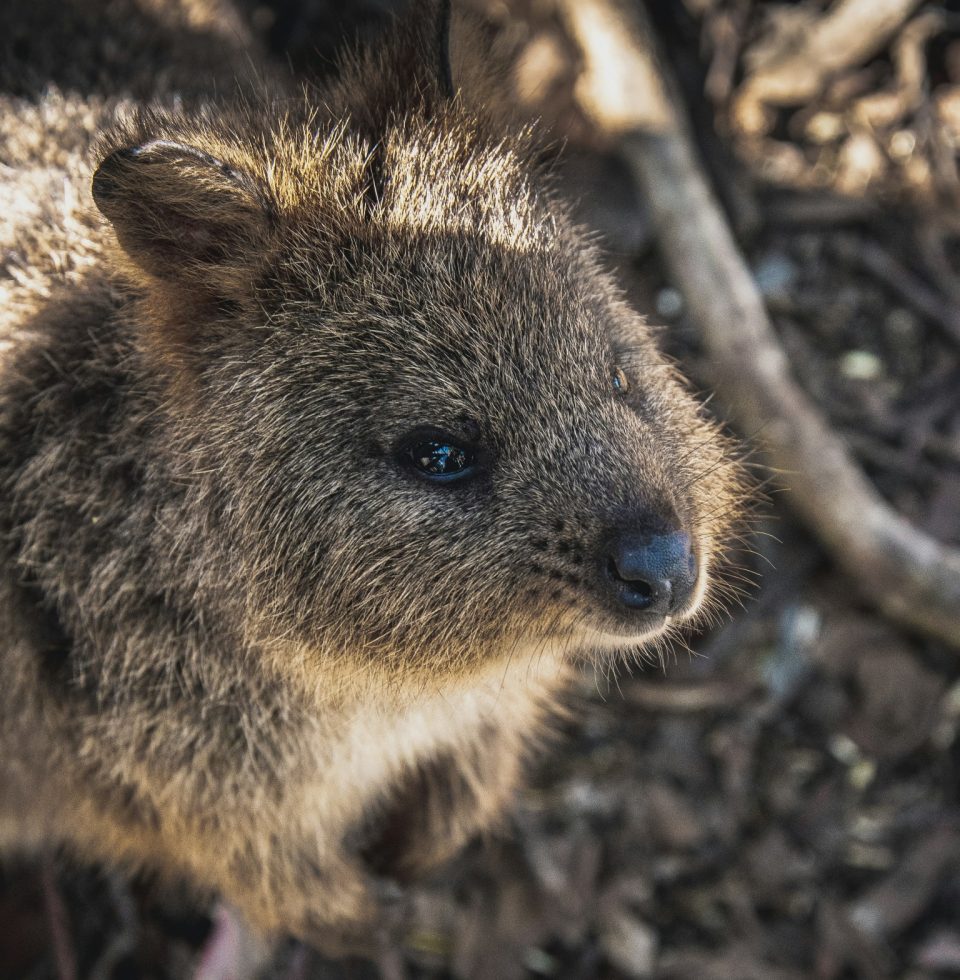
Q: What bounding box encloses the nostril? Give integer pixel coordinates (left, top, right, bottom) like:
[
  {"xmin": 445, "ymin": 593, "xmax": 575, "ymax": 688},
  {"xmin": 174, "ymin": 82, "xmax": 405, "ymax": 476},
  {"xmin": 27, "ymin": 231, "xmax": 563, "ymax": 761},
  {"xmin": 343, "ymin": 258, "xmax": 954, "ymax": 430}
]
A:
[
  {"xmin": 603, "ymin": 530, "xmax": 695, "ymax": 615},
  {"xmin": 605, "ymin": 556, "xmax": 650, "ymax": 592},
  {"xmin": 605, "ymin": 556, "xmax": 656, "ymax": 608}
]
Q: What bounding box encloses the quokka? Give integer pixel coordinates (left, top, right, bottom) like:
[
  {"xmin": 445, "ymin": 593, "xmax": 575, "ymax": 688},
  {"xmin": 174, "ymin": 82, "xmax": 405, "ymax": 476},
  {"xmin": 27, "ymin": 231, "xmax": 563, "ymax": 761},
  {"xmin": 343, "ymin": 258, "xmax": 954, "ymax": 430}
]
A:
[{"xmin": 0, "ymin": 0, "xmax": 743, "ymax": 953}]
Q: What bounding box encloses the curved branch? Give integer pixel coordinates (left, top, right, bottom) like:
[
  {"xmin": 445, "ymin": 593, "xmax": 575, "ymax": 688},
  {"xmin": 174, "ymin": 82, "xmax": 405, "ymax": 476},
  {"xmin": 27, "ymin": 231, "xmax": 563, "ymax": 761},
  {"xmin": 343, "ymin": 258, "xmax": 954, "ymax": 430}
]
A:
[{"xmin": 563, "ymin": 0, "xmax": 960, "ymax": 647}]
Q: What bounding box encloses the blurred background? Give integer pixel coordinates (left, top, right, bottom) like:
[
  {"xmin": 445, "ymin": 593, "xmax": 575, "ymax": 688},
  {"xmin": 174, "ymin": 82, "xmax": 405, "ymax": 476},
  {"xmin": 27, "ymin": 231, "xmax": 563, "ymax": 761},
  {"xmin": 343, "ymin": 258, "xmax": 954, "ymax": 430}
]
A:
[{"xmin": 3, "ymin": 1, "xmax": 960, "ymax": 977}]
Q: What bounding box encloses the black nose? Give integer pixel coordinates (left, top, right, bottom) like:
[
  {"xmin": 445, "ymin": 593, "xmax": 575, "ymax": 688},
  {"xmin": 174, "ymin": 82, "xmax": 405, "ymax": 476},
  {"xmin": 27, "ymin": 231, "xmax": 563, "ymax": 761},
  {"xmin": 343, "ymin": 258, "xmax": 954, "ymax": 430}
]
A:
[{"xmin": 604, "ymin": 531, "xmax": 696, "ymax": 615}]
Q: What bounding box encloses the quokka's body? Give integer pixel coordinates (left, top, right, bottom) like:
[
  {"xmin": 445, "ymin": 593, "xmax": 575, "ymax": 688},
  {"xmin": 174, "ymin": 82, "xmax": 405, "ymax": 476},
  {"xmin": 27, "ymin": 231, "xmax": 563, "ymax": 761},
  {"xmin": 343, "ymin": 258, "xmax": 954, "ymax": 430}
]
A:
[{"xmin": 0, "ymin": 0, "xmax": 741, "ymax": 950}]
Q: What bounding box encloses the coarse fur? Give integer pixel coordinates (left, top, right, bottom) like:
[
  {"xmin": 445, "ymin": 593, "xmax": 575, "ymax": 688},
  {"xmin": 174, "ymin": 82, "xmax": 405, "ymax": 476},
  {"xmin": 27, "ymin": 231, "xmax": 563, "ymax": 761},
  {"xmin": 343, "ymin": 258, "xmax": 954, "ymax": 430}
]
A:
[{"xmin": 0, "ymin": 0, "xmax": 744, "ymax": 952}]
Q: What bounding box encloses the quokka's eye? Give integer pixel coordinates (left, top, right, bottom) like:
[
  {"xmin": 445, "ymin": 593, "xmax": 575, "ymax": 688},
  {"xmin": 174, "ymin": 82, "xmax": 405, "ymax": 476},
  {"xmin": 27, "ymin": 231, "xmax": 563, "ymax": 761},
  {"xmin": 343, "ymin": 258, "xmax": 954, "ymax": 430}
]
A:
[
  {"xmin": 398, "ymin": 430, "xmax": 479, "ymax": 483},
  {"xmin": 611, "ymin": 366, "xmax": 630, "ymax": 394}
]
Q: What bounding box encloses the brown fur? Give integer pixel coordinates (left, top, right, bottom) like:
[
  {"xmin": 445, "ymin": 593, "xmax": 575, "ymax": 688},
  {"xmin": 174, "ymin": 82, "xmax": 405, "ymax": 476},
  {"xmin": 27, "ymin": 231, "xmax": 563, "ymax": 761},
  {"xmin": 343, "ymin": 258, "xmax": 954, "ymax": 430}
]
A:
[{"xmin": 0, "ymin": 0, "xmax": 743, "ymax": 952}]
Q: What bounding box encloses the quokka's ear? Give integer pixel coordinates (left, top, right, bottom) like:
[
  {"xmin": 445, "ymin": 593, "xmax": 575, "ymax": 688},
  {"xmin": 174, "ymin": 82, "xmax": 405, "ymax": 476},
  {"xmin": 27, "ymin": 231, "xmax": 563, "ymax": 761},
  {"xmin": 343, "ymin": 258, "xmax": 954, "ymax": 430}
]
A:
[{"xmin": 92, "ymin": 140, "xmax": 272, "ymax": 286}]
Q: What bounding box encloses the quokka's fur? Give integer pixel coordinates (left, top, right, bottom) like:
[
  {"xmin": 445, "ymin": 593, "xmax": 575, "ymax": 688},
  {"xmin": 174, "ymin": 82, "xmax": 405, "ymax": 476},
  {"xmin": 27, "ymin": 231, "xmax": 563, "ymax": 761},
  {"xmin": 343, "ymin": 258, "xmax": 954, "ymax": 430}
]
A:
[{"xmin": 0, "ymin": 0, "xmax": 743, "ymax": 951}]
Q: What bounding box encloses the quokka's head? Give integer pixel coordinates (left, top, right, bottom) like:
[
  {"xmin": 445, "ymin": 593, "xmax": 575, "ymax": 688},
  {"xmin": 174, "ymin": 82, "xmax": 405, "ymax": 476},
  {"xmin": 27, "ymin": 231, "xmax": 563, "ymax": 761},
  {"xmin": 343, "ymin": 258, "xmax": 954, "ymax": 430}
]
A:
[{"xmin": 92, "ymin": 2, "xmax": 745, "ymax": 681}]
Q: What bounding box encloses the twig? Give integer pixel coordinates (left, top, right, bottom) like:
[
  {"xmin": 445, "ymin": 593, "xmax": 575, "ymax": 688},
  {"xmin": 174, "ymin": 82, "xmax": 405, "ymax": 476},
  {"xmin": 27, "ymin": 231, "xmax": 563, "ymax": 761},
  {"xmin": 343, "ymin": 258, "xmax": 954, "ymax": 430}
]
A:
[
  {"xmin": 89, "ymin": 873, "xmax": 138, "ymax": 980},
  {"xmin": 563, "ymin": 0, "xmax": 960, "ymax": 648},
  {"xmin": 917, "ymin": 219, "xmax": 960, "ymax": 305},
  {"xmin": 731, "ymin": 0, "xmax": 924, "ymax": 135},
  {"xmin": 702, "ymin": 0, "xmax": 749, "ymax": 107},
  {"xmin": 829, "ymin": 235, "xmax": 960, "ymax": 346},
  {"xmin": 285, "ymin": 943, "xmax": 310, "ymax": 980},
  {"xmin": 626, "ymin": 680, "xmax": 757, "ymax": 712},
  {"xmin": 40, "ymin": 855, "xmax": 77, "ymax": 980},
  {"xmin": 842, "ymin": 430, "xmax": 937, "ymax": 483},
  {"xmin": 764, "ymin": 192, "xmax": 879, "ymax": 227}
]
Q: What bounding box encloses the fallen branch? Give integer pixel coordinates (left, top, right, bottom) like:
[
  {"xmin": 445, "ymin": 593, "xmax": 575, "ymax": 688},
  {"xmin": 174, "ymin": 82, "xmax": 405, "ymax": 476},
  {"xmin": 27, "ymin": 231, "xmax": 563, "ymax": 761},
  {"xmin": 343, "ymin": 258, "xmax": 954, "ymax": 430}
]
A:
[{"xmin": 562, "ymin": 0, "xmax": 960, "ymax": 648}]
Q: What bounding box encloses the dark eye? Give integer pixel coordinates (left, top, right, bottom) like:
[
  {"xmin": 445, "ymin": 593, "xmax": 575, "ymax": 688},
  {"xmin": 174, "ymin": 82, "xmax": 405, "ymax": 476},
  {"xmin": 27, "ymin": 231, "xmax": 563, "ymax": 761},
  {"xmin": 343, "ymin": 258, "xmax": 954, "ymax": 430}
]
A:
[
  {"xmin": 612, "ymin": 366, "xmax": 630, "ymax": 394},
  {"xmin": 399, "ymin": 431, "xmax": 479, "ymax": 483}
]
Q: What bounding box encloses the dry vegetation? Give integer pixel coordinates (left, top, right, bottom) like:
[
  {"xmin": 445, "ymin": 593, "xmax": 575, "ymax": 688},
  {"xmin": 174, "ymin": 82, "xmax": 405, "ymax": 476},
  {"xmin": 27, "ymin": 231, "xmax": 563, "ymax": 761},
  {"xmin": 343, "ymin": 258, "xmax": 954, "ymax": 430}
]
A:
[{"xmin": 2, "ymin": 1, "xmax": 960, "ymax": 977}]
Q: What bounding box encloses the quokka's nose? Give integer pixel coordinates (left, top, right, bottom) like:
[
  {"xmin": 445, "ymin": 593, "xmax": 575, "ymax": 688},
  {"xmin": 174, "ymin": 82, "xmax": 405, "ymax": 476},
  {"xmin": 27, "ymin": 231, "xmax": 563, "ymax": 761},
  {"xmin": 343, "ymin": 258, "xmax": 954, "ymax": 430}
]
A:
[{"xmin": 604, "ymin": 531, "xmax": 697, "ymax": 615}]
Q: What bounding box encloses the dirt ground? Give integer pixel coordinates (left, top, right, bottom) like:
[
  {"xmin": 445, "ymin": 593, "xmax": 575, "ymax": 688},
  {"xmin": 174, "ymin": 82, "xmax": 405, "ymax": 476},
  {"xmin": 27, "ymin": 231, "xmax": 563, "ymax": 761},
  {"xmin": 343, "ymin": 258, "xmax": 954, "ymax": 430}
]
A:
[{"xmin": 2, "ymin": 1, "xmax": 959, "ymax": 978}]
